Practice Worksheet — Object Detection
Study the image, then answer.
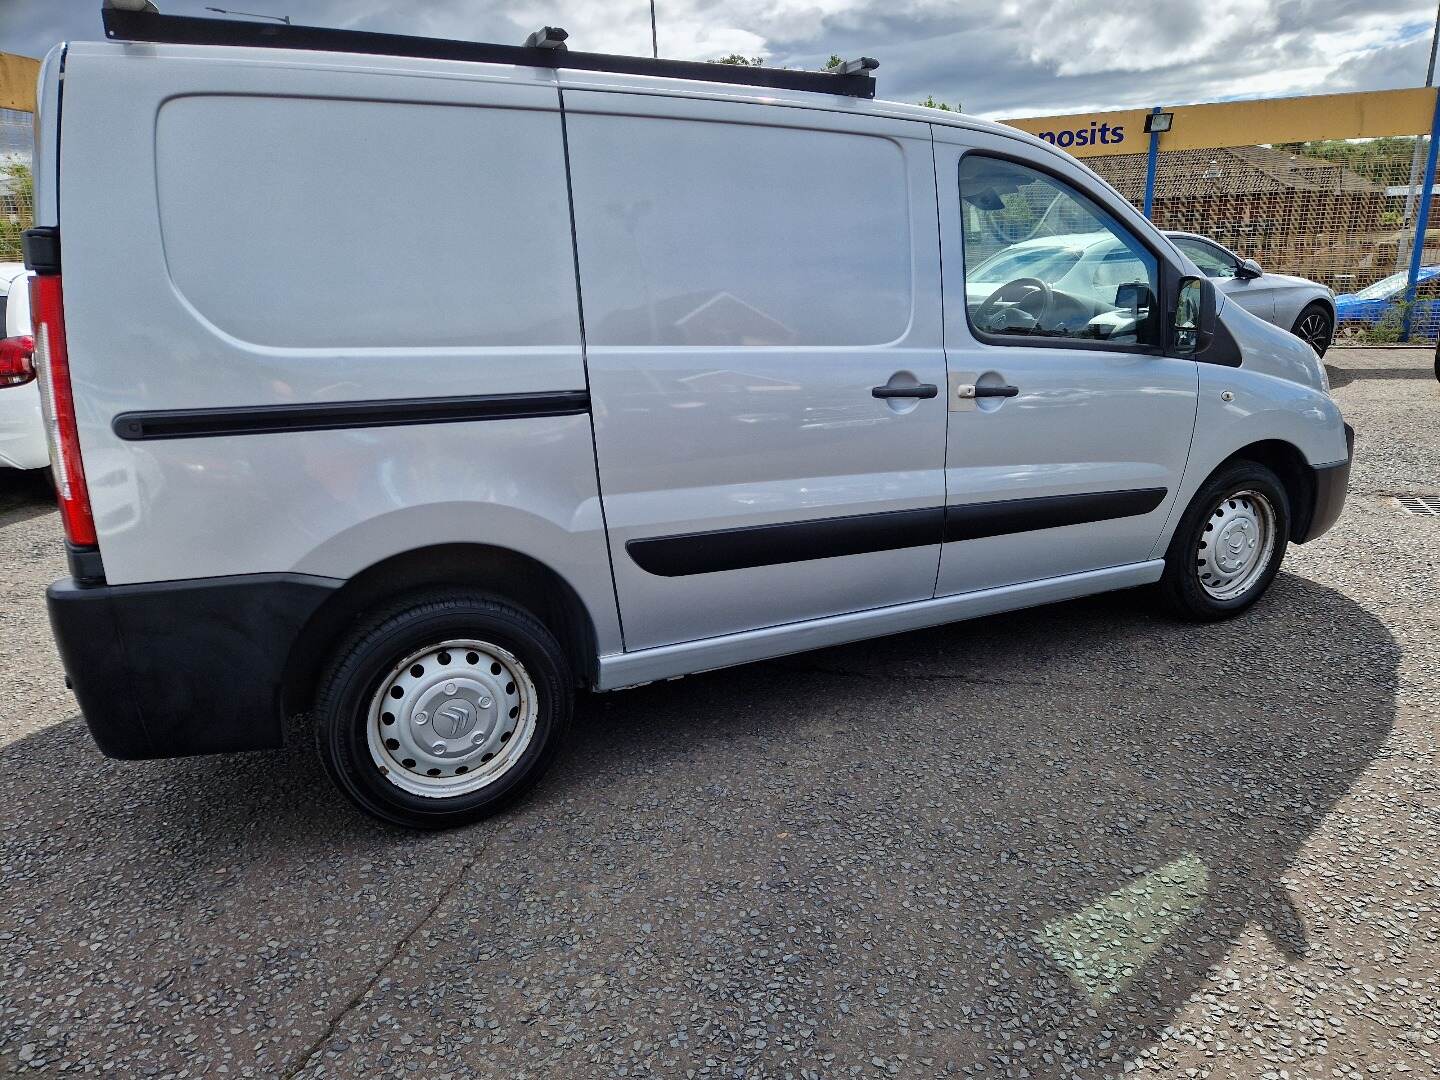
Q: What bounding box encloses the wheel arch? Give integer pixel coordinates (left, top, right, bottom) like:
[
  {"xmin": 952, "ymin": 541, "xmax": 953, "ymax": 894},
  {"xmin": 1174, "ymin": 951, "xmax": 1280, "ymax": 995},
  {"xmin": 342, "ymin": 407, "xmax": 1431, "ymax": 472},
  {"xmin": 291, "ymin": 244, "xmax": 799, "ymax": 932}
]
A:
[
  {"xmin": 281, "ymin": 543, "xmax": 601, "ymax": 720},
  {"xmin": 1217, "ymin": 439, "xmax": 1316, "ymax": 542}
]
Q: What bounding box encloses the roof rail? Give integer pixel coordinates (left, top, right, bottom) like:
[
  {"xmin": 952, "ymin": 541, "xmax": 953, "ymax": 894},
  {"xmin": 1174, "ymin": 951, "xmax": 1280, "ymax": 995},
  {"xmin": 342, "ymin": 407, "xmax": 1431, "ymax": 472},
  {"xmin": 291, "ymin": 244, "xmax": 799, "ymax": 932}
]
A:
[{"xmin": 99, "ymin": 9, "xmax": 878, "ymax": 100}]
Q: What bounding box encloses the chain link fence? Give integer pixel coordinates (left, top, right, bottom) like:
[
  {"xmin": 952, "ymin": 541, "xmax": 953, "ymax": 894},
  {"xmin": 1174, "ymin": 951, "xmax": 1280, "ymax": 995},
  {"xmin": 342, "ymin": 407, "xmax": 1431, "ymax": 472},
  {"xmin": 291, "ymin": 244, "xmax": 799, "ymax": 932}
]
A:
[
  {"xmin": 1, "ymin": 107, "xmax": 34, "ymax": 266},
  {"xmin": 1090, "ymin": 138, "xmax": 1439, "ymax": 344}
]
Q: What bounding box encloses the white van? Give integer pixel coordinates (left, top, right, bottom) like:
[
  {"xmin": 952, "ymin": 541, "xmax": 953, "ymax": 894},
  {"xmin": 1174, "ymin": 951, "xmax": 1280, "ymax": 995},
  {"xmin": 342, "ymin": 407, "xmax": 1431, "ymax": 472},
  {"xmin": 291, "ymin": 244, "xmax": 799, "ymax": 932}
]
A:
[{"xmin": 33, "ymin": 8, "xmax": 1352, "ymax": 828}]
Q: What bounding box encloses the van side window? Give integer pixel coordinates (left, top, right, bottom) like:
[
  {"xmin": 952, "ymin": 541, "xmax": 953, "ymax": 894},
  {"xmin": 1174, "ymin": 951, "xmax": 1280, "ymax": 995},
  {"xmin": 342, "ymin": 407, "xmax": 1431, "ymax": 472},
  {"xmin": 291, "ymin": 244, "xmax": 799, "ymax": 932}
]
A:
[
  {"xmin": 568, "ymin": 116, "xmax": 912, "ymax": 347},
  {"xmin": 959, "ymin": 155, "xmax": 1159, "ymax": 348}
]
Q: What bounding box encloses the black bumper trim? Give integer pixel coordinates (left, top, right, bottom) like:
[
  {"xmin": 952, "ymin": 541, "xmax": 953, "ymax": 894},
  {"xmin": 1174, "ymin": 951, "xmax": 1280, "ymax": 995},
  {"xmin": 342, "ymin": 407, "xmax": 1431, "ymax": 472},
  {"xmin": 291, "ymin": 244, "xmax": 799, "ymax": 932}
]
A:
[
  {"xmin": 1297, "ymin": 423, "xmax": 1354, "ymax": 543},
  {"xmin": 48, "ymin": 573, "xmax": 340, "ymax": 759}
]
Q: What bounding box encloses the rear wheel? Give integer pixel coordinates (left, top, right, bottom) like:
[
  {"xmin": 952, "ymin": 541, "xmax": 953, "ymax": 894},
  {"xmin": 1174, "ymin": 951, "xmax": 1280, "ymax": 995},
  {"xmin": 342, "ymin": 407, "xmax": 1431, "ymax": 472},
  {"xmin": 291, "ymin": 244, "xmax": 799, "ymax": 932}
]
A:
[
  {"xmin": 1159, "ymin": 461, "xmax": 1291, "ymax": 621},
  {"xmin": 1292, "ymin": 302, "xmax": 1333, "ymax": 356},
  {"xmin": 315, "ymin": 590, "xmax": 572, "ymax": 829}
]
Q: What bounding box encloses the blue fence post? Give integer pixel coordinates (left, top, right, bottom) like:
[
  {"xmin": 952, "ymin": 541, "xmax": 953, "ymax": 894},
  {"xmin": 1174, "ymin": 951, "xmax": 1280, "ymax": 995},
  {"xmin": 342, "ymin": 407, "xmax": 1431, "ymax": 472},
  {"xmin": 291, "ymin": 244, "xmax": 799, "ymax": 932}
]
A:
[
  {"xmin": 1401, "ymin": 87, "xmax": 1440, "ymax": 342},
  {"xmin": 1142, "ymin": 106, "xmax": 1162, "ymax": 218}
]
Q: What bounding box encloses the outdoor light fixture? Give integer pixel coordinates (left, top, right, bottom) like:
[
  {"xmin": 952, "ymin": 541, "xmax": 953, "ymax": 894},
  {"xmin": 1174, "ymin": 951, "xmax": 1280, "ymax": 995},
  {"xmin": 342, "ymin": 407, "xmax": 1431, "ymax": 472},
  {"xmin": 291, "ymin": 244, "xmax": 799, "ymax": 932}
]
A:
[{"xmin": 1145, "ymin": 111, "xmax": 1174, "ymax": 134}]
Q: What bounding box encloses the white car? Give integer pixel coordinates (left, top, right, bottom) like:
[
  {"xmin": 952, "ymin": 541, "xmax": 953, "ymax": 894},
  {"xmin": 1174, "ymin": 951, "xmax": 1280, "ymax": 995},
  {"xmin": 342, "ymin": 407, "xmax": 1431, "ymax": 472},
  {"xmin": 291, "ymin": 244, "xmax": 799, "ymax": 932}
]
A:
[
  {"xmin": 1164, "ymin": 232, "xmax": 1335, "ymax": 356},
  {"xmin": 966, "ymin": 232, "xmax": 1335, "ymax": 355},
  {"xmin": 0, "ymin": 262, "xmax": 48, "ymax": 472}
]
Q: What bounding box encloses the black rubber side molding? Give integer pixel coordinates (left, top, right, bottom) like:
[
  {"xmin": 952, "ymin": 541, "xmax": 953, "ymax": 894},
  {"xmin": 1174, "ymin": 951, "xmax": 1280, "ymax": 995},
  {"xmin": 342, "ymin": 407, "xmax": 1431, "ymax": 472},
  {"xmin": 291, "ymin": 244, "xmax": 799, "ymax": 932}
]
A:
[
  {"xmin": 113, "ymin": 390, "xmax": 590, "ymax": 441},
  {"xmin": 943, "ymin": 487, "xmax": 1167, "ymax": 542},
  {"xmin": 628, "ymin": 488, "xmax": 1168, "ymax": 577},
  {"xmin": 627, "ymin": 507, "xmax": 945, "ymax": 577}
]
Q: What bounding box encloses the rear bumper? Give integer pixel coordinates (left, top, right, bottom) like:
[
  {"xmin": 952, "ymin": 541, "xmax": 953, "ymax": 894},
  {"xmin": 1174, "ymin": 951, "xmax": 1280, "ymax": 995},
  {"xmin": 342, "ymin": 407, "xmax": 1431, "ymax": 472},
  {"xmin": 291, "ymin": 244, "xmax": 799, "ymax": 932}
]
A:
[
  {"xmin": 1296, "ymin": 423, "xmax": 1354, "ymax": 543},
  {"xmin": 47, "ymin": 572, "xmax": 338, "ymax": 759}
]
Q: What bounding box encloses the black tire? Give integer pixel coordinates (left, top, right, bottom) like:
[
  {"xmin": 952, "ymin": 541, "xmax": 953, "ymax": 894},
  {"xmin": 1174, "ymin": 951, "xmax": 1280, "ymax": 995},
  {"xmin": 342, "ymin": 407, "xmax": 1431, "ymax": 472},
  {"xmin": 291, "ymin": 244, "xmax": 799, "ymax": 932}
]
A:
[
  {"xmin": 1159, "ymin": 460, "xmax": 1291, "ymax": 622},
  {"xmin": 1291, "ymin": 301, "xmax": 1333, "ymax": 357},
  {"xmin": 1433, "ymin": 339, "xmax": 1439, "ymax": 383},
  {"xmin": 315, "ymin": 590, "xmax": 572, "ymax": 829}
]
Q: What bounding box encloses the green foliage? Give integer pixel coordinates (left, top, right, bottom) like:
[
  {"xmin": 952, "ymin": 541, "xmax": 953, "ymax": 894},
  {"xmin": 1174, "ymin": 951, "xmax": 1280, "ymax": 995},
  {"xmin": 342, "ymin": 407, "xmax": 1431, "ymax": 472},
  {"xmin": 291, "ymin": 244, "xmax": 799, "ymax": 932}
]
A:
[
  {"xmin": 823, "ymin": 54, "xmax": 844, "ymax": 71},
  {"xmin": 1273, "ymin": 136, "xmax": 1419, "ymax": 185},
  {"xmin": 714, "ymin": 54, "xmax": 764, "ymax": 67},
  {"xmin": 0, "ymin": 160, "xmax": 33, "ymax": 262},
  {"xmin": 1354, "ymin": 300, "xmax": 1409, "ymax": 344},
  {"xmin": 916, "ymin": 94, "xmax": 962, "ymax": 113}
]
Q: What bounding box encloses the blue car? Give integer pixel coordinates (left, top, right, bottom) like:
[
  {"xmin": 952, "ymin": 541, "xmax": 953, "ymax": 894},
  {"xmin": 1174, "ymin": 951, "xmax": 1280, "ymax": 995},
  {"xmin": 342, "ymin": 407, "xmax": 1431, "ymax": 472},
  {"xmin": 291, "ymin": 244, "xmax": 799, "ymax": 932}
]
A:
[{"xmin": 1335, "ymin": 266, "xmax": 1440, "ymax": 338}]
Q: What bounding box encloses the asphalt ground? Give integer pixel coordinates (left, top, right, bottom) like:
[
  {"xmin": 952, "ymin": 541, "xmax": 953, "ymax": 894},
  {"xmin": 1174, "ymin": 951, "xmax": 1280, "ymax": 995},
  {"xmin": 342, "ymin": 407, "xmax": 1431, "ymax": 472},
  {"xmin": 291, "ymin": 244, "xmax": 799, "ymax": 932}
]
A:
[{"xmin": 1, "ymin": 346, "xmax": 1437, "ymax": 1079}]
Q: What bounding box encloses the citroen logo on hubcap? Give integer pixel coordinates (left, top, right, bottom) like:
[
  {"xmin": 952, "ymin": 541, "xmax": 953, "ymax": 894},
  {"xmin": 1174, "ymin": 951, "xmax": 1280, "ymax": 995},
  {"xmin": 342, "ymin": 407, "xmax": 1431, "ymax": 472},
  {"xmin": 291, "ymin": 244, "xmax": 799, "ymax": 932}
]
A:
[{"xmin": 432, "ymin": 699, "xmax": 478, "ymax": 739}]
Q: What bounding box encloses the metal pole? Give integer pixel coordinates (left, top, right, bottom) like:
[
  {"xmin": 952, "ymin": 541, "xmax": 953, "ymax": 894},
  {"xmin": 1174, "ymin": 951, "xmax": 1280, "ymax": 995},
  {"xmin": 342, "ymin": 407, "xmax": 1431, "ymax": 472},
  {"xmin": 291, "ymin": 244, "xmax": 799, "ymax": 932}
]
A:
[
  {"xmin": 1397, "ymin": 0, "xmax": 1440, "ymax": 271},
  {"xmin": 1142, "ymin": 106, "xmax": 1161, "ymax": 218},
  {"xmin": 649, "ymin": 1, "xmax": 658, "ymax": 58},
  {"xmin": 1401, "ymin": 87, "xmax": 1440, "ymax": 342}
]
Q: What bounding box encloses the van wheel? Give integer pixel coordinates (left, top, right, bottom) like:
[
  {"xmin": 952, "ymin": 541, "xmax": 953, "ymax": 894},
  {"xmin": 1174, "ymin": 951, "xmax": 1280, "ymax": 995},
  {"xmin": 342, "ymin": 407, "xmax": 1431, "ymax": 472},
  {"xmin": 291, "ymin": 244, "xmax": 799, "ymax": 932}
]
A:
[
  {"xmin": 1159, "ymin": 461, "xmax": 1290, "ymax": 621},
  {"xmin": 1292, "ymin": 302, "xmax": 1333, "ymax": 356},
  {"xmin": 314, "ymin": 591, "xmax": 572, "ymax": 829}
]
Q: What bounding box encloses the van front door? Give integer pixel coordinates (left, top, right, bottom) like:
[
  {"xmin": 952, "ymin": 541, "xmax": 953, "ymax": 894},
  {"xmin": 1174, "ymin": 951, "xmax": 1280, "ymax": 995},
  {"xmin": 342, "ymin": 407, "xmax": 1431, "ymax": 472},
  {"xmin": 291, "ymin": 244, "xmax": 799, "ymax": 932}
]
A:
[
  {"xmin": 563, "ymin": 91, "xmax": 947, "ymax": 651},
  {"xmin": 933, "ymin": 135, "xmax": 1199, "ymax": 597}
]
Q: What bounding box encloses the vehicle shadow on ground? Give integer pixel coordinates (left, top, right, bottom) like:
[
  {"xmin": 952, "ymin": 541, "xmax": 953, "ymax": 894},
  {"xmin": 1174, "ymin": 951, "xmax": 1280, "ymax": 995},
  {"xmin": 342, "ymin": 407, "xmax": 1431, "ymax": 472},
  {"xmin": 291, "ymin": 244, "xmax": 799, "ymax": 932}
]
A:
[
  {"xmin": 1325, "ymin": 363, "xmax": 1435, "ymax": 389},
  {"xmin": 0, "ymin": 467, "xmax": 55, "ymax": 526},
  {"xmin": 0, "ymin": 572, "xmax": 1396, "ymax": 1078}
]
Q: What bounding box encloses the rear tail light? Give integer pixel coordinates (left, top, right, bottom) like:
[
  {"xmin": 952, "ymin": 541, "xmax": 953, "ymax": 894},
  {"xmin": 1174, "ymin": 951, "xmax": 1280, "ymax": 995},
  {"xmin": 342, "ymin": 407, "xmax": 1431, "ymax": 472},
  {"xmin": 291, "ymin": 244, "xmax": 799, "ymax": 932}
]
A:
[
  {"xmin": 0, "ymin": 335, "xmax": 35, "ymax": 387},
  {"xmin": 29, "ymin": 275, "xmax": 97, "ymax": 548}
]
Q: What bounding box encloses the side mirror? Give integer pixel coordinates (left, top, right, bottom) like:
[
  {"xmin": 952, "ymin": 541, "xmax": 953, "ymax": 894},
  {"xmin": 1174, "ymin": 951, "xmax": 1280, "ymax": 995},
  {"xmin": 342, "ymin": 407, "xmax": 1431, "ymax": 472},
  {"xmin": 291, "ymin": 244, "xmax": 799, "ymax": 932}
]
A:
[
  {"xmin": 1173, "ymin": 276, "xmax": 1217, "ymax": 356},
  {"xmin": 1236, "ymin": 258, "xmax": 1263, "ymax": 281}
]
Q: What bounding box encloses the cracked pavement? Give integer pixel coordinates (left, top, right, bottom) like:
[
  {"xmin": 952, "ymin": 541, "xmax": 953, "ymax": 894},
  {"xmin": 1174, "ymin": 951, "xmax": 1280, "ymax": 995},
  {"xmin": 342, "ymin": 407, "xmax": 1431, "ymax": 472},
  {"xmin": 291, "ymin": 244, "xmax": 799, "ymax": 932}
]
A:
[{"xmin": 1, "ymin": 346, "xmax": 1437, "ymax": 1078}]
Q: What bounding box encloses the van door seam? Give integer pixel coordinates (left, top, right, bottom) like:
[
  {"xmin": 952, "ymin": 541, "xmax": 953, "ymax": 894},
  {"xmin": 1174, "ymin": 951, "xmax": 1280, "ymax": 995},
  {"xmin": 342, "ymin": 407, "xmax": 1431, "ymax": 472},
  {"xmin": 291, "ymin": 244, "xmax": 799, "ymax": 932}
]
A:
[{"xmin": 558, "ymin": 85, "xmax": 629, "ymax": 654}]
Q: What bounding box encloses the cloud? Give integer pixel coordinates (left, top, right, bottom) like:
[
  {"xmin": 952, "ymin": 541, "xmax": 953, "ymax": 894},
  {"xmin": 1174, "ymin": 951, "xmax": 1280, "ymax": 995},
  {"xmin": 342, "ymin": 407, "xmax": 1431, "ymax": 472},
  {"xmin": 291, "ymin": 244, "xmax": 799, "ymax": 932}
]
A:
[{"xmin": 2, "ymin": 0, "xmax": 1436, "ymax": 119}]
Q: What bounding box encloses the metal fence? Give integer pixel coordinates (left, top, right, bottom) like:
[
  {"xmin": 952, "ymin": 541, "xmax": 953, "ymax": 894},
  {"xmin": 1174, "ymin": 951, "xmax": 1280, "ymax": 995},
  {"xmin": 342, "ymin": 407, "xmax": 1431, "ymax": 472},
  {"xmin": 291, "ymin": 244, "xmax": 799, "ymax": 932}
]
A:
[
  {"xmin": 1089, "ymin": 139, "xmax": 1439, "ymax": 342},
  {"xmin": 1, "ymin": 107, "xmax": 33, "ymax": 266}
]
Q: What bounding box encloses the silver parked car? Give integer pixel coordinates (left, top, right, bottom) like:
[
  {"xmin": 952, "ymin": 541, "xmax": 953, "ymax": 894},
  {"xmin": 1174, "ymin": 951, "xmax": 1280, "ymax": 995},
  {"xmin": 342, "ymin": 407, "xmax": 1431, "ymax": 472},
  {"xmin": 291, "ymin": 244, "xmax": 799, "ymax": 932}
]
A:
[{"xmin": 1165, "ymin": 232, "xmax": 1335, "ymax": 356}]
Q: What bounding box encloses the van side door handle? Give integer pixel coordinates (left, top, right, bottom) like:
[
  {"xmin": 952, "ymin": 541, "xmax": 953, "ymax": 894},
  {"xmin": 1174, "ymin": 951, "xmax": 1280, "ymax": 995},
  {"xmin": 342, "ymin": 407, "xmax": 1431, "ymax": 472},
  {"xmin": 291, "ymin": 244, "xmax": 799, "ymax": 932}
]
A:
[
  {"xmin": 955, "ymin": 383, "xmax": 1020, "ymax": 399},
  {"xmin": 872, "ymin": 383, "xmax": 938, "ymax": 399}
]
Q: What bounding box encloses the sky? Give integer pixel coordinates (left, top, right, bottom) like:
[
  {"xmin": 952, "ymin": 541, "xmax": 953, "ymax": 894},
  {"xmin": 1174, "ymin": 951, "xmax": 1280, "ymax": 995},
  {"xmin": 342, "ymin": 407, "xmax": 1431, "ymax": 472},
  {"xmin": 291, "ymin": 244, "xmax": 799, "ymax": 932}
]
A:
[{"xmin": 1, "ymin": 0, "xmax": 1437, "ymax": 118}]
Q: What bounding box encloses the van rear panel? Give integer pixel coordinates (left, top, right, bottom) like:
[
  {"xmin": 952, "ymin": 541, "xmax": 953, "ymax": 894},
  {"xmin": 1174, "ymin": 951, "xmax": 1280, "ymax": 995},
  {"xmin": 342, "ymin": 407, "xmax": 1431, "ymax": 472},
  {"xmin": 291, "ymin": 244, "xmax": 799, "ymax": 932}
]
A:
[
  {"xmin": 42, "ymin": 43, "xmax": 624, "ymax": 755},
  {"xmin": 53, "ymin": 43, "xmax": 615, "ymax": 632}
]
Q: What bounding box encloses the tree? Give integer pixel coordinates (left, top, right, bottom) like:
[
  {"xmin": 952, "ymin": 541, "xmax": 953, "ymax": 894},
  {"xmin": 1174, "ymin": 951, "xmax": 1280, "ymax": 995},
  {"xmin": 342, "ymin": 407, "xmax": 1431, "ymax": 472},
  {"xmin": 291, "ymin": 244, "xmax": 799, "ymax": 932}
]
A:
[
  {"xmin": 916, "ymin": 94, "xmax": 962, "ymax": 113},
  {"xmin": 823, "ymin": 54, "xmax": 844, "ymax": 71},
  {"xmin": 714, "ymin": 54, "xmax": 765, "ymax": 67},
  {"xmin": 0, "ymin": 160, "xmax": 33, "ymax": 263}
]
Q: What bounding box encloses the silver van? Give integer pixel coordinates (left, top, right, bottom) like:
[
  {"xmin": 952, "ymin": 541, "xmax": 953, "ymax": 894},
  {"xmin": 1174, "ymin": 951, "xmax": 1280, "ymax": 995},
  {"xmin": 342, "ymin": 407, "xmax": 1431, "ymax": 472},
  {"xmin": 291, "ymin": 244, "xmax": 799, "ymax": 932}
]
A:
[{"xmin": 31, "ymin": 9, "xmax": 1352, "ymax": 828}]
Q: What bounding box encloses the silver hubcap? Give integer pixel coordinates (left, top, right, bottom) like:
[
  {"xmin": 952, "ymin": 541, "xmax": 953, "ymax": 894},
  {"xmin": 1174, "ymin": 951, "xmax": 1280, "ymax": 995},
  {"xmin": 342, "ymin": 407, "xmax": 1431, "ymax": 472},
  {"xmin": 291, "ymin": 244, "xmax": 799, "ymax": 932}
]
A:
[
  {"xmin": 1297, "ymin": 311, "xmax": 1330, "ymax": 351},
  {"xmin": 1196, "ymin": 489, "xmax": 1276, "ymax": 601},
  {"xmin": 367, "ymin": 639, "xmax": 537, "ymax": 799}
]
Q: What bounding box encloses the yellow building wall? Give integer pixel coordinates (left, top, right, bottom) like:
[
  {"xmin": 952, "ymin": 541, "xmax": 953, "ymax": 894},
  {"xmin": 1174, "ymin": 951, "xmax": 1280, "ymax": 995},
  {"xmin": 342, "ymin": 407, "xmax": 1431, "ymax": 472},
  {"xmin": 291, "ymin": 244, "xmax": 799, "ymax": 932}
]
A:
[{"xmin": 1002, "ymin": 88, "xmax": 1439, "ymax": 158}]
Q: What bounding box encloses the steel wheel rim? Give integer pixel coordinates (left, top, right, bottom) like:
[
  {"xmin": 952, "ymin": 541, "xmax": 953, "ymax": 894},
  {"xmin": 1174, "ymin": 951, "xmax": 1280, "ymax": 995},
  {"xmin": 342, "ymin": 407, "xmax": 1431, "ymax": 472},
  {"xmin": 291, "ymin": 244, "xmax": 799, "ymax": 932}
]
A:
[
  {"xmin": 366, "ymin": 638, "xmax": 538, "ymax": 799},
  {"xmin": 1196, "ymin": 489, "xmax": 1276, "ymax": 601},
  {"xmin": 1297, "ymin": 311, "xmax": 1330, "ymax": 351}
]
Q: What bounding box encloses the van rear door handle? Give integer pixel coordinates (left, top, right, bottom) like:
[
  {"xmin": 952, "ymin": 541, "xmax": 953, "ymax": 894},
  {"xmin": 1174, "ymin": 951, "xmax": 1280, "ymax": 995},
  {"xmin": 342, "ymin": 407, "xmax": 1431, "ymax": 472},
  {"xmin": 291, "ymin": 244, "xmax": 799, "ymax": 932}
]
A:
[
  {"xmin": 955, "ymin": 383, "xmax": 1020, "ymax": 399},
  {"xmin": 872, "ymin": 383, "xmax": 938, "ymax": 399}
]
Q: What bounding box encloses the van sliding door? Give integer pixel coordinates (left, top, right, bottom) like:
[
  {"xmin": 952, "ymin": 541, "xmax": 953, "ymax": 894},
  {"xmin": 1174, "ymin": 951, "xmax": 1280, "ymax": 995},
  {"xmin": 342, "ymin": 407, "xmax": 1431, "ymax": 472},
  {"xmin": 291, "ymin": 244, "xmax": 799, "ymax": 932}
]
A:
[{"xmin": 563, "ymin": 90, "xmax": 948, "ymax": 651}]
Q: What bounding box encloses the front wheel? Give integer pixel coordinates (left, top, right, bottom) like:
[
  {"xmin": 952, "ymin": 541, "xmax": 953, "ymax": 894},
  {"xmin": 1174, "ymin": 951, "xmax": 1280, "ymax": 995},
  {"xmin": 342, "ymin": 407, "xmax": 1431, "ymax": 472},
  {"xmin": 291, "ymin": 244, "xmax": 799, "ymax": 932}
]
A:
[
  {"xmin": 1159, "ymin": 461, "xmax": 1291, "ymax": 621},
  {"xmin": 1291, "ymin": 302, "xmax": 1333, "ymax": 357},
  {"xmin": 315, "ymin": 591, "xmax": 573, "ymax": 829}
]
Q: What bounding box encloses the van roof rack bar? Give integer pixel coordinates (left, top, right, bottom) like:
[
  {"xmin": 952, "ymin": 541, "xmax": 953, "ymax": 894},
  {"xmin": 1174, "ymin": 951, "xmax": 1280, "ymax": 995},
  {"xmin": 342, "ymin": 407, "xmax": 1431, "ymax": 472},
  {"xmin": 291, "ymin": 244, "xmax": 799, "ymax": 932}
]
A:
[{"xmin": 100, "ymin": 9, "xmax": 878, "ymax": 100}]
